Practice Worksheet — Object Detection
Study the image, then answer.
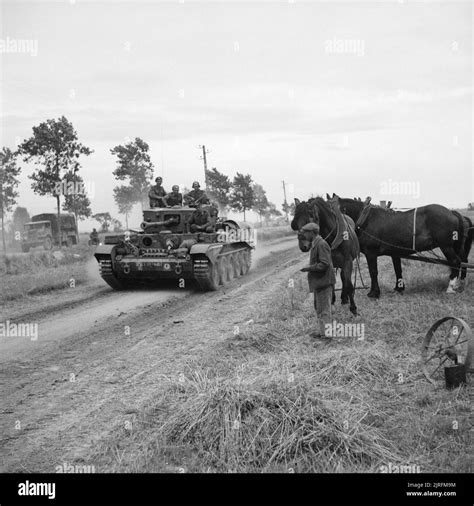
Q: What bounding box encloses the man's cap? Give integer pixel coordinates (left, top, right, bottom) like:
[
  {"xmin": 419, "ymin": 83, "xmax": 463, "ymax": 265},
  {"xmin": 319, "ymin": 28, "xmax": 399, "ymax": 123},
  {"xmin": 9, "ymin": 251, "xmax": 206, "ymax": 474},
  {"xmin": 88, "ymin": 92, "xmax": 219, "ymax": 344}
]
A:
[
  {"xmin": 301, "ymin": 222, "xmax": 320, "ymax": 233},
  {"xmin": 172, "ymin": 185, "xmax": 179, "ymax": 191},
  {"xmin": 155, "ymin": 177, "xmax": 162, "ymax": 182},
  {"xmin": 192, "ymin": 181, "xmax": 200, "ymax": 187}
]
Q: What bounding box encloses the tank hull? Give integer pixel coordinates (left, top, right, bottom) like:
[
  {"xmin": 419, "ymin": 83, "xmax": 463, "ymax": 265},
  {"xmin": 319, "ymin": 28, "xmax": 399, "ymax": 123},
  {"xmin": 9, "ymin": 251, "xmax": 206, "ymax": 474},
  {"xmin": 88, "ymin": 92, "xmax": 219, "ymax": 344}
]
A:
[{"xmin": 94, "ymin": 241, "xmax": 253, "ymax": 291}]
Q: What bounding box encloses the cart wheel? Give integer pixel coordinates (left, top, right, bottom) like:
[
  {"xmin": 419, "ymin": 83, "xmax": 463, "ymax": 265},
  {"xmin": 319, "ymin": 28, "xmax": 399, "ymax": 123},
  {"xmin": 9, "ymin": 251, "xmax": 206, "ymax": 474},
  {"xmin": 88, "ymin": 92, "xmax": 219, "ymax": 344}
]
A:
[{"xmin": 421, "ymin": 317, "xmax": 474, "ymax": 385}]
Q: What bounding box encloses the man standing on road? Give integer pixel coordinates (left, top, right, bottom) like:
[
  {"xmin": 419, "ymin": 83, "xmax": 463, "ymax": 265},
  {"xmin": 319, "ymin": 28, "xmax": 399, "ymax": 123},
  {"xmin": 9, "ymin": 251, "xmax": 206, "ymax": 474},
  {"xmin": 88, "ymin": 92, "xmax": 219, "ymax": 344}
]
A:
[{"xmin": 300, "ymin": 222, "xmax": 335, "ymax": 339}]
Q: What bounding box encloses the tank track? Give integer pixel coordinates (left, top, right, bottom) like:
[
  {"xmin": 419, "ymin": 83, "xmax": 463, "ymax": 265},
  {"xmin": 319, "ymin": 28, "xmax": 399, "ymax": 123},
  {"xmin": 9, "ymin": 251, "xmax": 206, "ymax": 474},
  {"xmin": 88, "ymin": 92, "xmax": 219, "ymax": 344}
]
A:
[
  {"xmin": 193, "ymin": 258, "xmax": 218, "ymax": 291},
  {"xmin": 98, "ymin": 258, "xmax": 127, "ymax": 290}
]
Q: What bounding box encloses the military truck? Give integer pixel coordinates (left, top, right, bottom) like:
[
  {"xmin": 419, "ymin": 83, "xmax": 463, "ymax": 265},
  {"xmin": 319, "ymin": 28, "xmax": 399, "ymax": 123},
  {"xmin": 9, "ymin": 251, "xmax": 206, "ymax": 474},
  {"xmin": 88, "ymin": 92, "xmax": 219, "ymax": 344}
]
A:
[
  {"xmin": 21, "ymin": 213, "xmax": 78, "ymax": 252},
  {"xmin": 94, "ymin": 205, "xmax": 254, "ymax": 291}
]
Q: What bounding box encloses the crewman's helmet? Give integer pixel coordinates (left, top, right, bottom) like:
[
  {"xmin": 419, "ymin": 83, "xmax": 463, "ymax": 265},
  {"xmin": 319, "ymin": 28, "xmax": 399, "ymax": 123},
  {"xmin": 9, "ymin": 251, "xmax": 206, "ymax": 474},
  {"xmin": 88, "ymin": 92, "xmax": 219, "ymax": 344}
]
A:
[
  {"xmin": 155, "ymin": 177, "xmax": 163, "ymax": 183},
  {"xmin": 172, "ymin": 185, "xmax": 179, "ymax": 192},
  {"xmin": 93, "ymin": 228, "xmax": 97, "ymax": 232},
  {"xmin": 192, "ymin": 181, "xmax": 200, "ymax": 189}
]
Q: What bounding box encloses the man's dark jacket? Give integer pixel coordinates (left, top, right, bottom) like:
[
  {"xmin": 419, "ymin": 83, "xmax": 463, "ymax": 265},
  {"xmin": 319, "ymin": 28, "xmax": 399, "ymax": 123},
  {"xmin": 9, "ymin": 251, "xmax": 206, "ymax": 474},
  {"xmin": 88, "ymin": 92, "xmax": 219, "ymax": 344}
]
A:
[
  {"xmin": 188, "ymin": 209, "xmax": 212, "ymax": 228},
  {"xmin": 307, "ymin": 235, "xmax": 336, "ymax": 292}
]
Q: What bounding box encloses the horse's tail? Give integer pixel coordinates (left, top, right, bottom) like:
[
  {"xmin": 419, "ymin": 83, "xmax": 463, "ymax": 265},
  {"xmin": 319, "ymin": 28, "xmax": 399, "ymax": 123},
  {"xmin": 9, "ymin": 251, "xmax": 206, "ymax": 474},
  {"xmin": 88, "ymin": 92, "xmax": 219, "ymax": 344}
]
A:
[{"xmin": 463, "ymin": 215, "xmax": 473, "ymax": 262}]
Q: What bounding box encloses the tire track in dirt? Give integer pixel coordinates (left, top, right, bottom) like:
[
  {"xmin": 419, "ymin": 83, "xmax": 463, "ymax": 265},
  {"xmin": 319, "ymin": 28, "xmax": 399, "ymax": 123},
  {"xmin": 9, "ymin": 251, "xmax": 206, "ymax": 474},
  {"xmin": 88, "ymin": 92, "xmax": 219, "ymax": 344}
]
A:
[{"xmin": 0, "ymin": 240, "xmax": 304, "ymax": 472}]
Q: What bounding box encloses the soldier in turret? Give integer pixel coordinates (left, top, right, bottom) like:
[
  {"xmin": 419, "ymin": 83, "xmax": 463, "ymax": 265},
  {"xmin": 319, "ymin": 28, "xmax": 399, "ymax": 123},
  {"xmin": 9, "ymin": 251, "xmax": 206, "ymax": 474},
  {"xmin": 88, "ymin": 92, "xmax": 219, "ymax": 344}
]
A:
[
  {"xmin": 184, "ymin": 181, "xmax": 210, "ymax": 207},
  {"xmin": 188, "ymin": 205, "xmax": 214, "ymax": 233},
  {"xmin": 149, "ymin": 177, "xmax": 167, "ymax": 208},
  {"xmin": 164, "ymin": 185, "xmax": 183, "ymax": 207}
]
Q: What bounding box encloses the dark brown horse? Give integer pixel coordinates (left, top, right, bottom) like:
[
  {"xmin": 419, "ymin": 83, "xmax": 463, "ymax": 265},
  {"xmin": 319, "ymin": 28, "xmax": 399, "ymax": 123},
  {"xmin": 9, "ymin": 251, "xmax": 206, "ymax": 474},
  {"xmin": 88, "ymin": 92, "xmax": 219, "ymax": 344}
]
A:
[
  {"xmin": 330, "ymin": 194, "xmax": 471, "ymax": 297},
  {"xmin": 291, "ymin": 197, "xmax": 360, "ymax": 315}
]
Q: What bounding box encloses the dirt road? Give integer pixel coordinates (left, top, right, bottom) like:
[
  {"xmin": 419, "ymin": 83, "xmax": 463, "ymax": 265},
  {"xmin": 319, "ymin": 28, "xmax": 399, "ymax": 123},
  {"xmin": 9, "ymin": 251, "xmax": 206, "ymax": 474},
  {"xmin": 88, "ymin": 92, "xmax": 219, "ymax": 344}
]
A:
[{"xmin": 0, "ymin": 238, "xmax": 305, "ymax": 472}]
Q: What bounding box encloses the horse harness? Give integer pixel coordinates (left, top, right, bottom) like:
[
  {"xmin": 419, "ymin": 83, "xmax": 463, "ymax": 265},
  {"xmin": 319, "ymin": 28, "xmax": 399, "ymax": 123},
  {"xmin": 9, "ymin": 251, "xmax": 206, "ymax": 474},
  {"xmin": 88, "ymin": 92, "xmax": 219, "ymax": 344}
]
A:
[{"xmin": 356, "ymin": 202, "xmax": 419, "ymax": 252}]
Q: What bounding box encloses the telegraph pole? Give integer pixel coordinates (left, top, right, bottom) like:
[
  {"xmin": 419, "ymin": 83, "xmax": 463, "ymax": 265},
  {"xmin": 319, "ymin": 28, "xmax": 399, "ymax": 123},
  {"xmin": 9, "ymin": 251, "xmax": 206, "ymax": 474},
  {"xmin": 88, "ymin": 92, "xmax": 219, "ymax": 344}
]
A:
[
  {"xmin": 282, "ymin": 180, "xmax": 289, "ymax": 223},
  {"xmin": 198, "ymin": 145, "xmax": 210, "ymax": 189}
]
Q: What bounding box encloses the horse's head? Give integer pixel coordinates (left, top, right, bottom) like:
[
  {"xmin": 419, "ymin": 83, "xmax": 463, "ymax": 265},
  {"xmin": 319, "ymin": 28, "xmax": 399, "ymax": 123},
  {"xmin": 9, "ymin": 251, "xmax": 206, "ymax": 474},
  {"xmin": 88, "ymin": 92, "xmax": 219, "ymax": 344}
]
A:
[
  {"xmin": 291, "ymin": 198, "xmax": 318, "ymax": 231},
  {"xmin": 327, "ymin": 194, "xmax": 341, "ymax": 214}
]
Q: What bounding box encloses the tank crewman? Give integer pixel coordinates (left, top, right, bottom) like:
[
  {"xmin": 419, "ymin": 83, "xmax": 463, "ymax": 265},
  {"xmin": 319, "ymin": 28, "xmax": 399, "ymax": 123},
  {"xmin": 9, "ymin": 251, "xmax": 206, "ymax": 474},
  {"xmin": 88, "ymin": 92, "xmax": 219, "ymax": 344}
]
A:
[
  {"xmin": 188, "ymin": 205, "xmax": 214, "ymax": 233},
  {"xmin": 148, "ymin": 177, "xmax": 167, "ymax": 208},
  {"xmin": 164, "ymin": 185, "xmax": 183, "ymax": 207},
  {"xmin": 184, "ymin": 181, "xmax": 210, "ymax": 207}
]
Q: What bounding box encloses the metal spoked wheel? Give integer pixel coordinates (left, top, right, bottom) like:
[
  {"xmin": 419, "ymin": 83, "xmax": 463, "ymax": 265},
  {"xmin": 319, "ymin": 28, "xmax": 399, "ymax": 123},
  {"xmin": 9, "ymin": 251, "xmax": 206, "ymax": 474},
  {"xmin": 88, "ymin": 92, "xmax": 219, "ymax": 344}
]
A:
[{"xmin": 421, "ymin": 317, "xmax": 474, "ymax": 385}]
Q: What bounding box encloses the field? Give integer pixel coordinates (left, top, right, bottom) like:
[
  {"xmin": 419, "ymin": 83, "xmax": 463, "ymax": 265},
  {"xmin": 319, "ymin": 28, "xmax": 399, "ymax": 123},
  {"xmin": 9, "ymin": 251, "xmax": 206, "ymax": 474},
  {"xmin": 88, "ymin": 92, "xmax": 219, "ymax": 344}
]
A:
[
  {"xmin": 89, "ymin": 253, "xmax": 472, "ymax": 473},
  {"xmin": 0, "ymin": 226, "xmax": 472, "ymax": 474}
]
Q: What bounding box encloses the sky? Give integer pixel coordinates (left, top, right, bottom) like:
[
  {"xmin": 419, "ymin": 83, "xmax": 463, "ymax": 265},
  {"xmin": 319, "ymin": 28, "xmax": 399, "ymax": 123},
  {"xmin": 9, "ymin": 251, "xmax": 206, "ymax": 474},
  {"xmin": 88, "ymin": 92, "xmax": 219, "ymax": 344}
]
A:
[{"xmin": 0, "ymin": 0, "xmax": 472, "ymax": 229}]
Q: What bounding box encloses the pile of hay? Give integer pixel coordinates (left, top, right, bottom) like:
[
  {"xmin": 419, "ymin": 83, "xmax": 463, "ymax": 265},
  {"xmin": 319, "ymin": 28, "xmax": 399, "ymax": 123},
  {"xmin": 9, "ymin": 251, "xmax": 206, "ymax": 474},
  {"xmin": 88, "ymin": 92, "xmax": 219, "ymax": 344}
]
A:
[{"xmin": 159, "ymin": 364, "xmax": 401, "ymax": 472}]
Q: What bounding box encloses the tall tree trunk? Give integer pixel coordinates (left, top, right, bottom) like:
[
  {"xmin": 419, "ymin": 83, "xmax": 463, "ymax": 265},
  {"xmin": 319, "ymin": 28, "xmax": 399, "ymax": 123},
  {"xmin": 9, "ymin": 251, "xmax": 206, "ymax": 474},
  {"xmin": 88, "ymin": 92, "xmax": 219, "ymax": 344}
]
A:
[
  {"xmin": 74, "ymin": 210, "xmax": 79, "ymax": 236},
  {"xmin": 1, "ymin": 212, "xmax": 6, "ymax": 254},
  {"xmin": 125, "ymin": 213, "xmax": 129, "ymax": 230},
  {"xmin": 56, "ymin": 154, "xmax": 61, "ymax": 247},
  {"xmin": 243, "ymin": 209, "xmax": 246, "ymax": 221}
]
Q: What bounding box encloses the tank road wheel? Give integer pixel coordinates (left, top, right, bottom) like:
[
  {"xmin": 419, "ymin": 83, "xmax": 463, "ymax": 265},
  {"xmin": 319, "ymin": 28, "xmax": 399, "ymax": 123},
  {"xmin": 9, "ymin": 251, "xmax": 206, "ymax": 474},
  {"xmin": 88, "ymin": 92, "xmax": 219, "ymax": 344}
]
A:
[
  {"xmin": 421, "ymin": 317, "xmax": 474, "ymax": 385},
  {"xmin": 237, "ymin": 251, "xmax": 246, "ymax": 276},
  {"xmin": 231, "ymin": 252, "xmax": 241, "ymax": 278},
  {"xmin": 217, "ymin": 256, "xmax": 228, "ymax": 285},
  {"xmin": 226, "ymin": 255, "xmax": 235, "ymax": 282},
  {"xmin": 241, "ymin": 249, "xmax": 252, "ymax": 275}
]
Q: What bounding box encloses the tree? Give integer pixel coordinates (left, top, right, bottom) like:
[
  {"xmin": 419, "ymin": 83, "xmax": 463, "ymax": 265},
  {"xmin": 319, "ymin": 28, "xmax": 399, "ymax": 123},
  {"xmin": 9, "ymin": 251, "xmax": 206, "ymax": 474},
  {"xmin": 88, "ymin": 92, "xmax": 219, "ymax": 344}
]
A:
[
  {"xmin": 205, "ymin": 167, "xmax": 231, "ymax": 214},
  {"xmin": 111, "ymin": 218, "xmax": 123, "ymax": 232},
  {"xmin": 252, "ymin": 183, "xmax": 269, "ymax": 223},
  {"xmin": 263, "ymin": 203, "xmax": 282, "ymax": 225},
  {"xmin": 110, "ymin": 137, "xmax": 154, "ymax": 210},
  {"xmin": 61, "ymin": 171, "xmax": 92, "ymax": 232},
  {"xmin": 17, "ymin": 116, "xmax": 92, "ymax": 241},
  {"xmin": 92, "ymin": 212, "xmax": 112, "ymax": 233},
  {"xmin": 0, "ymin": 147, "xmax": 21, "ymax": 253},
  {"xmin": 113, "ymin": 186, "xmax": 137, "ymax": 229},
  {"xmin": 230, "ymin": 173, "xmax": 255, "ymax": 221},
  {"xmin": 11, "ymin": 206, "xmax": 30, "ymax": 245}
]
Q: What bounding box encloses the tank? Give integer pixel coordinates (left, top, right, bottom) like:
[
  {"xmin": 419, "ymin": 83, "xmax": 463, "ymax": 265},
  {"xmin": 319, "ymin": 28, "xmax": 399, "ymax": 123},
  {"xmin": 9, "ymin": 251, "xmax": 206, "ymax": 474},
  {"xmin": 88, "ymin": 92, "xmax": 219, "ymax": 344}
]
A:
[{"xmin": 94, "ymin": 205, "xmax": 254, "ymax": 291}]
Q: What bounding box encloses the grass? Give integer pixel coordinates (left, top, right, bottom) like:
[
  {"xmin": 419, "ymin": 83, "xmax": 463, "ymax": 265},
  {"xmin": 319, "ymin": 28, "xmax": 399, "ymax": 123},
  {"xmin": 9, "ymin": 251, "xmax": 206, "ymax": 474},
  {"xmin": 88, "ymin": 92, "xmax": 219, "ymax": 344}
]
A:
[
  {"xmin": 256, "ymin": 225, "xmax": 296, "ymax": 243},
  {"xmin": 91, "ymin": 252, "xmax": 473, "ymax": 473},
  {"xmin": 0, "ymin": 245, "xmax": 93, "ymax": 303}
]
